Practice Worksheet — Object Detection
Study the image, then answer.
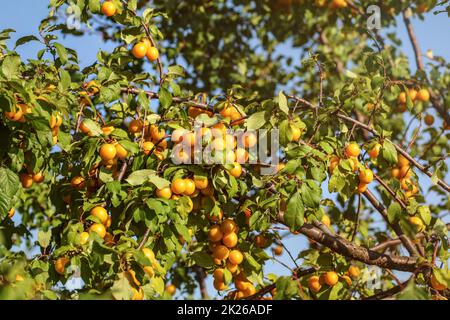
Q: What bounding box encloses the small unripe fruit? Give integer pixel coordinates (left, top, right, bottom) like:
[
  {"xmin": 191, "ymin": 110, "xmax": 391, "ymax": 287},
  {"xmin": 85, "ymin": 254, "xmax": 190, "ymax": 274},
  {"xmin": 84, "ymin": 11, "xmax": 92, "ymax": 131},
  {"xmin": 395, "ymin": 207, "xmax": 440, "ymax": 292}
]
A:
[
  {"xmin": 222, "ymin": 232, "xmax": 238, "ymax": 248},
  {"xmin": 291, "ymin": 126, "xmax": 301, "ymax": 142},
  {"xmin": 89, "ymin": 223, "xmax": 107, "ymax": 238},
  {"xmin": 273, "ymin": 245, "xmax": 283, "ymax": 256},
  {"xmin": 424, "ymin": 114, "xmax": 435, "ymax": 126},
  {"xmin": 409, "ymin": 216, "xmax": 425, "ymax": 233},
  {"xmin": 128, "ymin": 119, "xmax": 143, "ymax": 134},
  {"xmin": 430, "ymin": 274, "xmax": 447, "ymax": 291},
  {"xmin": 20, "ymin": 173, "xmax": 33, "ymax": 188},
  {"xmin": 213, "ymin": 245, "xmax": 230, "ymax": 260},
  {"xmin": 359, "ymin": 168, "xmax": 374, "ymax": 184},
  {"xmin": 101, "ymin": 1, "xmax": 117, "ymax": 17},
  {"xmin": 417, "ymin": 89, "xmax": 430, "ymax": 102},
  {"xmin": 79, "ymin": 232, "xmax": 90, "ymax": 245},
  {"xmin": 228, "ymin": 250, "xmax": 244, "ymax": 265},
  {"xmin": 209, "ymin": 225, "xmax": 223, "ymax": 242},
  {"xmin": 228, "ymin": 162, "xmax": 242, "ymax": 178},
  {"xmin": 90, "ymin": 206, "xmax": 108, "ymax": 225},
  {"xmin": 308, "ymin": 275, "xmax": 322, "ymax": 292},
  {"xmin": 99, "ymin": 144, "xmax": 117, "ymax": 161},
  {"xmin": 54, "ymin": 257, "xmax": 69, "ymax": 275},
  {"xmin": 322, "ymin": 271, "xmax": 339, "ymax": 286},
  {"xmin": 368, "ymin": 143, "xmax": 381, "ymax": 159},
  {"xmin": 132, "ymin": 42, "xmax": 148, "ymax": 59},
  {"xmin": 345, "ymin": 143, "xmax": 360, "ymax": 158},
  {"xmin": 146, "ymin": 47, "xmax": 159, "ymax": 62},
  {"xmin": 166, "ymin": 284, "xmax": 176, "ymax": 295},
  {"xmin": 348, "ymin": 265, "xmax": 360, "ymax": 278},
  {"xmin": 156, "ymin": 187, "xmax": 172, "ymax": 200}
]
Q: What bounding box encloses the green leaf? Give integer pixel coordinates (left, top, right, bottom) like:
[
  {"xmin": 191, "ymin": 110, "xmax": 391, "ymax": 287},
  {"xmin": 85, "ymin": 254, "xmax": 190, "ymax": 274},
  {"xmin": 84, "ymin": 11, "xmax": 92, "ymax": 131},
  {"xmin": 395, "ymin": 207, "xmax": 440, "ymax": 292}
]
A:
[
  {"xmin": 279, "ymin": 119, "xmax": 291, "ymax": 146},
  {"xmin": 159, "ymin": 87, "xmax": 172, "ymax": 109},
  {"xmin": 151, "ymin": 276, "xmax": 165, "ymax": 295},
  {"xmin": 244, "ymin": 252, "xmax": 261, "ymax": 270},
  {"xmin": 111, "ymin": 272, "xmax": 133, "ymax": 300},
  {"xmin": 247, "ymin": 111, "xmax": 266, "ymax": 130},
  {"xmin": 53, "ymin": 43, "xmax": 68, "ymax": 65},
  {"xmin": 117, "ymin": 140, "xmax": 140, "ymax": 155},
  {"xmin": 387, "ymin": 202, "xmax": 401, "ymax": 224},
  {"xmin": 125, "ymin": 169, "xmax": 157, "ymax": 186},
  {"xmin": 396, "ymin": 281, "xmax": 430, "ymax": 300},
  {"xmin": 148, "ymin": 175, "xmax": 171, "ymax": 189},
  {"xmin": 417, "ymin": 206, "xmax": 431, "ymax": 225},
  {"xmin": 284, "ymin": 191, "xmax": 304, "ymax": 230},
  {"xmin": 301, "ymin": 181, "xmax": 321, "ymax": 208},
  {"xmin": 223, "ymin": 269, "xmax": 233, "ymax": 285},
  {"xmin": 15, "ymin": 35, "xmax": 39, "ymax": 48},
  {"xmin": 88, "ymin": 0, "xmax": 101, "ymax": 12},
  {"xmin": 433, "ymin": 268, "xmax": 450, "ymax": 288},
  {"xmin": 275, "ymin": 276, "xmax": 298, "ymax": 300},
  {"xmin": 0, "ymin": 167, "xmax": 19, "ymax": 217},
  {"xmin": 38, "ymin": 230, "xmax": 52, "ymax": 248},
  {"xmin": 167, "ymin": 65, "xmax": 185, "ymax": 78},
  {"xmin": 381, "ymin": 140, "xmax": 398, "ymax": 164},
  {"xmin": 81, "ymin": 118, "xmax": 103, "ymax": 136},
  {"xmin": 59, "ymin": 69, "xmax": 71, "ymax": 91},
  {"xmin": 2, "ymin": 55, "xmax": 21, "ymax": 79},
  {"xmin": 191, "ymin": 252, "xmax": 214, "ymax": 268},
  {"xmin": 278, "ymin": 91, "xmax": 289, "ymax": 114}
]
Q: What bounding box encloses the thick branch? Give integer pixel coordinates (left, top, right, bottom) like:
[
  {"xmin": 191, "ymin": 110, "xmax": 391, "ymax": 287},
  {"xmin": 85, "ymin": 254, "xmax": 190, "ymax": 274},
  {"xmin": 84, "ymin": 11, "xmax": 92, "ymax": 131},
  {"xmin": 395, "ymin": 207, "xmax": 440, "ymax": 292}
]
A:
[
  {"xmin": 372, "ymin": 223, "xmax": 450, "ymax": 251},
  {"xmin": 402, "ymin": 12, "xmax": 424, "ymax": 70},
  {"xmin": 363, "ymin": 190, "xmax": 420, "ymax": 257},
  {"xmin": 276, "ymin": 217, "xmax": 420, "ymax": 272},
  {"xmin": 194, "ymin": 266, "xmax": 209, "ymax": 300}
]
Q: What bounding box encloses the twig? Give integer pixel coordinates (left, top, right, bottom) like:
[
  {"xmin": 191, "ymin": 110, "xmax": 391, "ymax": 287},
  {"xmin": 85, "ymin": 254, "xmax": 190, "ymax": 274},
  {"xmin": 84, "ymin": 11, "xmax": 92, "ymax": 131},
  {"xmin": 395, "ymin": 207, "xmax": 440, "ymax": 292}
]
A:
[
  {"xmin": 362, "ymin": 276, "xmax": 414, "ymax": 300},
  {"xmin": 373, "ymin": 172, "xmax": 407, "ymax": 210}
]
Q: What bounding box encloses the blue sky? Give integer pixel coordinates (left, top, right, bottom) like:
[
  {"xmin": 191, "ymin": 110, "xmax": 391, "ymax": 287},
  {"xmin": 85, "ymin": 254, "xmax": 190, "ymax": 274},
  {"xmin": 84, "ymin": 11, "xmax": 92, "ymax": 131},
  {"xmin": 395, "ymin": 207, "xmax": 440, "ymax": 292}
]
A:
[{"xmin": 1, "ymin": 1, "xmax": 449, "ymax": 299}]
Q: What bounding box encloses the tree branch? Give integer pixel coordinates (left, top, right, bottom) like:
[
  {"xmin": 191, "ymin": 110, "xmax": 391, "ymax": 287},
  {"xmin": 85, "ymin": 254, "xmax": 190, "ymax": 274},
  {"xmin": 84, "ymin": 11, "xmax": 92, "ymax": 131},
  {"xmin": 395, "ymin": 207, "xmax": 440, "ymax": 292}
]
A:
[
  {"xmin": 371, "ymin": 223, "xmax": 450, "ymax": 251},
  {"xmin": 363, "ymin": 190, "xmax": 420, "ymax": 257},
  {"xmin": 402, "ymin": 11, "xmax": 424, "ymax": 71},
  {"xmin": 276, "ymin": 217, "xmax": 421, "ymax": 272},
  {"xmin": 194, "ymin": 266, "xmax": 209, "ymax": 300}
]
